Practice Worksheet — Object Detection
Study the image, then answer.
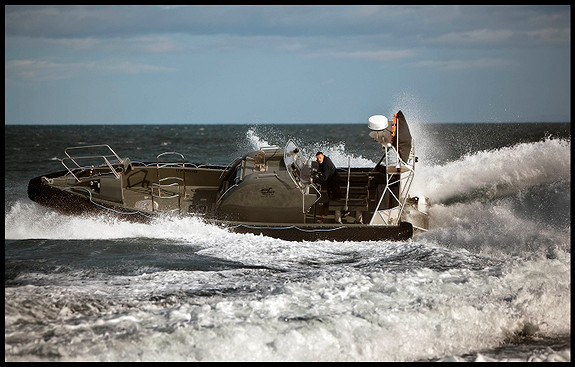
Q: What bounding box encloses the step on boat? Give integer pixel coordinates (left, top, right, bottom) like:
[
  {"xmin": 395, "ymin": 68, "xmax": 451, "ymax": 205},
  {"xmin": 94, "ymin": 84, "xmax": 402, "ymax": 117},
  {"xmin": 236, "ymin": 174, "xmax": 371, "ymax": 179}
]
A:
[{"xmin": 28, "ymin": 111, "xmax": 430, "ymax": 241}]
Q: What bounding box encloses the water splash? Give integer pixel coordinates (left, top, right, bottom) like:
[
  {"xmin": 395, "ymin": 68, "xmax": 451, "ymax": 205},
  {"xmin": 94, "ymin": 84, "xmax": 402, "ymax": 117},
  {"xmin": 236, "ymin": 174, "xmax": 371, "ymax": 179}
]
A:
[
  {"xmin": 307, "ymin": 141, "xmax": 375, "ymax": 168},
  {"xmin": 246, "ymin": 127, "xmax": 275, "ymax": 151},
  {"xmin": 412, "ymin": 137, "xmax": 570, "ymax": 203},
  {"xmin": 4, "ymin": 201, "xmax": 230, "ymax": 242}
]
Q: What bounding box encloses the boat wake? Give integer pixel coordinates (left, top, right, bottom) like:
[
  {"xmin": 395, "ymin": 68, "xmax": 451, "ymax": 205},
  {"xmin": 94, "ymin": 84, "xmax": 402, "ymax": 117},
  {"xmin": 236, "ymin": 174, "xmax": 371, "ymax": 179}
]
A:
[
  {"xmin": 411, "ymin": 137, "xmax": 571, "ymax": 256},
  {"xmin": 411, "ymin": 137, "xmax": 570, "ymax": 204},
  {"xmin": 5, "ymin": 201, "xmax": 230, "ymax": 242}
]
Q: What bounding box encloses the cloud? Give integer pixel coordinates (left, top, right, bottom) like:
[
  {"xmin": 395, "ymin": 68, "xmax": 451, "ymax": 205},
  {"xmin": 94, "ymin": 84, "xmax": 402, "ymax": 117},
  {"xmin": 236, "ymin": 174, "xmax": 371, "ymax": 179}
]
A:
[
  {"xmin": 6, "ymin": 35, "xmax": 188, "ymax": 55},
  {"xmin": 5, "ymin": 5, "xmax": 570, "ymax": 49},
  {"xmin": 431, "ymin": 29, "xmax": 515, "ymax": 46},
  {"xmin": 5, "ymin": 59, "xmax": 176, "ymax": 82},
  {"xmin": 69, "ymin": 36, "xmax": 186, "ymax": 54},
  {"xmin": 523, "ymin": 27, "xmax": 571, "ymax": 46},
  {"xmin": 430, "ymin": 27, "xmax": 570, "ymax": 47},
  {"xmin": 310, "ymin": 49, "xmax": 416, "ymax": 62},
  {"xmin": 412, "ymin": 57, "xmax": 516, "ymax": 71}
]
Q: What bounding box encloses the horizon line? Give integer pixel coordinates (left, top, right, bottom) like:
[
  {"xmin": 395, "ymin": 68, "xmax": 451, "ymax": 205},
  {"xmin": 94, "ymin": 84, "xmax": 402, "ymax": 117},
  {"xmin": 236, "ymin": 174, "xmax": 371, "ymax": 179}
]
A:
[{"xmin": 5, "ymin": 121, "xmax": 571, "ymax": 126}]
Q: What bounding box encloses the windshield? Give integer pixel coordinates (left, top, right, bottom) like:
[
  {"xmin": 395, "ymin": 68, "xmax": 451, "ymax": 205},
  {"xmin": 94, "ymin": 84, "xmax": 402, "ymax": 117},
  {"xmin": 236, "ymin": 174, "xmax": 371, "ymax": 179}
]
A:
[{"xmin": 283, "ymin": 140, "xmax": 312, "ymax": 189}]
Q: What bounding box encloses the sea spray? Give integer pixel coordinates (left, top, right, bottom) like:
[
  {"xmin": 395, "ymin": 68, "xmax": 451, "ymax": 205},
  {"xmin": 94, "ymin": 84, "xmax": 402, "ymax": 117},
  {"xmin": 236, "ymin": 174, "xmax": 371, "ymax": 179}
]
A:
[
  {"xmin": 5, "ymin": 123, "xmax": 571, "ymax": 362},
  {"xmin": 411, "ymin": 137, "xmax": 570, "ymax": 203},
  {"xmin": 4, "ymin": 201, "xmax": 229, "ymax": 242}
]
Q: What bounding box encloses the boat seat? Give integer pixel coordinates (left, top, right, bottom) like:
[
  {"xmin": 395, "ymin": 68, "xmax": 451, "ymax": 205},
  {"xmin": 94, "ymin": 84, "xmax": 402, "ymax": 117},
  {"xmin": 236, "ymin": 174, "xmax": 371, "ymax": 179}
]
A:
[
  {"xmin": 328, "ymin": 198, "xmax": 368, "ymax": 211},
  {"xmin": 120, "ymin": 158, "xmax": 133, "ymax": 173},
  {"xmin": 339, "ymin": 186, "xmax": 369, "ymax": 195},
  {"xmin": 99, "ymin": 176, "xmax": 124, "ymax": 203}
]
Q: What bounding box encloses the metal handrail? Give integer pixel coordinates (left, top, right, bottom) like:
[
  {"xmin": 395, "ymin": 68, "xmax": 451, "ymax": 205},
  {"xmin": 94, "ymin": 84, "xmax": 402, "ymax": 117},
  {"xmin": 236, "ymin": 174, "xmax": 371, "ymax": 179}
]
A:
[
  {"xmin": 60, "ymin": 145, "xmax": 124, "ymax": 182},
  {"xmin": 369, "ymin": 143, "xmax": 416, "ymax": 226},
  {"xmin": 156, "ymin": 151, "xmax": 185, "ymax": 168},
  {"xmin": 304, "ymin": 182, "xmax": 322, "ymax": 214},
  {"xmin": 65, "ymin": 144, "xmax": 123, "ymax": 167},
  {"xmin": 345, "ymin": 156, "xmax": 351, "ymax": 211},
  {"xmin": 151, "ymin": 181, "xmax": 182, "ymax": 199},
  {"xmin": 152, "ymin": 151, "xmax": 187, "ymax": 213}
]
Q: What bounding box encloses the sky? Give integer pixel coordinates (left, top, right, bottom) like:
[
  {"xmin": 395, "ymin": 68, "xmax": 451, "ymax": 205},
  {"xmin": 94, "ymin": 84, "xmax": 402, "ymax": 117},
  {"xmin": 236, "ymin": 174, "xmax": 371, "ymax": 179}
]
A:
[{"xmin": 4, "ymin": 5, "xmax": 571, "ymax": 124}]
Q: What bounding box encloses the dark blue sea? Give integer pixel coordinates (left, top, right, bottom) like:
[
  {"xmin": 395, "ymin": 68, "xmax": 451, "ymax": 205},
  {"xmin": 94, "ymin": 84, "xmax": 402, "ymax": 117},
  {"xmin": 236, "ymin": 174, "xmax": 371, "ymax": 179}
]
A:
[{"xmin": 4, "ymin": 122, "xmax": 571, "ymax": 362}]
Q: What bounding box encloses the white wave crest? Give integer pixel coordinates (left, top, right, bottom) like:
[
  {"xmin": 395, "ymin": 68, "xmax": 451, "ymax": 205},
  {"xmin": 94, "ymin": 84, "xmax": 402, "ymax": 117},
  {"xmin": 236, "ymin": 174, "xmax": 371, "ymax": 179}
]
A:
[
  {"xmin": 411, "ymin": 138, "xmax": 570, "ymax": 203},
  {"xmin": 4, "ymin": 201, "xmax": 231, "ymax": 241}
]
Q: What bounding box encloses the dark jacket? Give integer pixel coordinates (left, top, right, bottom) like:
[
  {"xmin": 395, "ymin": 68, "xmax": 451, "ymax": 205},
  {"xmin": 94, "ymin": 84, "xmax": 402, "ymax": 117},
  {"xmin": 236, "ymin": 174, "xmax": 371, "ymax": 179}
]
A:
[{"xmin": 316, "ymin": 156, "xmax": 341, "ymax": 199}]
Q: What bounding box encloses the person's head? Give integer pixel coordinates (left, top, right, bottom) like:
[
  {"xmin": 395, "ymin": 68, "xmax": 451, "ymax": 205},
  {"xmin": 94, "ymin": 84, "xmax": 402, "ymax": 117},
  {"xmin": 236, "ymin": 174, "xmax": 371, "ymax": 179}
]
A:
[{"xmin": 315, "ymin": 152, "xmax": 324, "ymax": 164}]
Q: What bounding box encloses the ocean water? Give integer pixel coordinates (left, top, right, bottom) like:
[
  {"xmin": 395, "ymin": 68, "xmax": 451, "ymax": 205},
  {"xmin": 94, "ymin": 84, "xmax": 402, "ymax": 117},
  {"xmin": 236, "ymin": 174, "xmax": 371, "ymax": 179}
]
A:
[{"xmin": 4, "ymin": 122, "xmax": 571, "ymax": 362}]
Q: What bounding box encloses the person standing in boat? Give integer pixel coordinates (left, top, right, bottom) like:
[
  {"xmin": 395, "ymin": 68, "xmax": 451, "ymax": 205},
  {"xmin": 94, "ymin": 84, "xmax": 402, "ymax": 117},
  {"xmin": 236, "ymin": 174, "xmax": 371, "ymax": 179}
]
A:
[{"xmin": 311, "ymin": 152, "xmax": 344, "ymax": 223}]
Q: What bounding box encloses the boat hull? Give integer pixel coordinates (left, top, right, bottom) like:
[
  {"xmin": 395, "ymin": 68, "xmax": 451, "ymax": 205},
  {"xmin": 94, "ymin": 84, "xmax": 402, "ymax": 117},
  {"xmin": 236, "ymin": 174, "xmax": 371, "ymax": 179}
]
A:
[
  {"xmin": 221, "ymin": 221, "xmax": 413, "ymax": 242},
  {"xmin": 28, "ymin": 174, "xmax": 413, "ymax": 242},
  {"xmin": 27, "ymin": 173, "xmax": 152, "ymax": 222}
]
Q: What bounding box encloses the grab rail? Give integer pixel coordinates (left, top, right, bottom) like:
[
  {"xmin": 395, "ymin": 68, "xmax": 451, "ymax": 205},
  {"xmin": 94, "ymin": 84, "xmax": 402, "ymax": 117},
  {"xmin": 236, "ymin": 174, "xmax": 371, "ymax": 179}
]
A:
[
  {"xmin": 369, "ymin": 143, "xmax": 416, "ymax": 226},
  {"xmin": 345, "ymin": 156, "xmax": 351, "ymax": 211},
  {"xmin": 156, "ymin": 151, "xmax": 185, "ymax": 168},
  {"xmin": 60, "ymin": 144, "xmax": 124, "ymax": 182},
  {"xmin": 152, "ymin": 151, "xmax": 187, "ymax": 213}
]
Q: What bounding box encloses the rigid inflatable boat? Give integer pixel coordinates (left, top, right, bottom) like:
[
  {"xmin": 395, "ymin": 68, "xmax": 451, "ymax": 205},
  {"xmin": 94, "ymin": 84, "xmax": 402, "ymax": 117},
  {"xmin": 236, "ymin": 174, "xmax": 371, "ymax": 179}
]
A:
[{"xmin": 28, "ymin": 112, "xmax": 429, "ymax": 241}]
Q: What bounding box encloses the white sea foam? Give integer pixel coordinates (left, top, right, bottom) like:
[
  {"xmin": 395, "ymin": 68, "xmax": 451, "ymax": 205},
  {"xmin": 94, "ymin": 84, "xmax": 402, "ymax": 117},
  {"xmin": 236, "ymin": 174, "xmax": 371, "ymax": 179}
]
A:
[
  {"xmin": 311, "ymin": 141, "xmax": 376, "ymax": 168},
  {"xmin": 411, "ymin": 137, "xmax": 570, "ymax": 203},
  {"xmin": 4, "ymin": 201, "xmax": 230, "ymax": 242},
  {"xmin": 5, "ymin": 205, "xmax": 571, "ymax": 362},
  {"xmin": 4, "ymin": 246, "xmax": 570, "ymax": 361},
  {"xmin": 5, "ymin": 125, "xmax": 571, "ymax": 362},
  {"xmin": 246, "ymin": 128, "xmax": 274, "ymax": 151}
]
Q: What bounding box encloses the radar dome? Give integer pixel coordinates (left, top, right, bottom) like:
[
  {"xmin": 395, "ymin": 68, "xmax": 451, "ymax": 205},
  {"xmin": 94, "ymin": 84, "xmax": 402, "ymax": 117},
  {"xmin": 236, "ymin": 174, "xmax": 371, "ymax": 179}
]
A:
[{"xmin": 368, "ymin": 115, "xmax": 389, "ymax": 130}]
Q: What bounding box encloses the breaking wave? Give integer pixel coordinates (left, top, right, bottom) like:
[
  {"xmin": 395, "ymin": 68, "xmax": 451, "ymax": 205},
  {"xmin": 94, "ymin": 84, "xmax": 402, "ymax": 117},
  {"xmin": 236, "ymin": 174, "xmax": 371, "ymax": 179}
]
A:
[{"xmin": 411, "ymin": 137, "xmax": 570, "ymax": 204}]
